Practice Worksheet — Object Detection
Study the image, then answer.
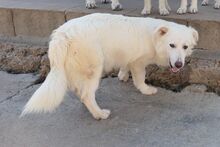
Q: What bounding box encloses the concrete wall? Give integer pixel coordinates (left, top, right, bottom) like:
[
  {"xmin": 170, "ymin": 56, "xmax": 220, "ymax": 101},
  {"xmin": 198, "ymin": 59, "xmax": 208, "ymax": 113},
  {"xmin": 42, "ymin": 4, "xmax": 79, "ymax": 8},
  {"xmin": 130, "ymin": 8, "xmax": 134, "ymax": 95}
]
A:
[{"xmin": 0, "ymin": 7, "xmax": 220, "ymax": 49}]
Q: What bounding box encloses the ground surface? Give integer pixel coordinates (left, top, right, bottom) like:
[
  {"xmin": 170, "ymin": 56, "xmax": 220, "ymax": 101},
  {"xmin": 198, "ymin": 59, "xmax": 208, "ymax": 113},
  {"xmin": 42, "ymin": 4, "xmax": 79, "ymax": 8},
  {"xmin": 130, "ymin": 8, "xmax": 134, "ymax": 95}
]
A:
[{"xmin": 0, "ymin": 71, "xmax": 220, "ymax": 147}]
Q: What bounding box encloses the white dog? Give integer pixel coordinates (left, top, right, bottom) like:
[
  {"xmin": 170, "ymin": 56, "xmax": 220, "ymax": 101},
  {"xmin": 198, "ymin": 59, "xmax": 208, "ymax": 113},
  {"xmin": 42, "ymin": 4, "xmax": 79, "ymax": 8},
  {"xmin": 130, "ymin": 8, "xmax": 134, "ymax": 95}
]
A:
[
  {"xmin": 142, "ymin": 0, "xmax": 198, "ymax": 15},
  {"xmin": 202, "ymin": 0, "xmax": 220, "ymax": 9},
  {"xmin": 21, "ymin": 13, "xmax": 198, "ymax": 120},
  {"xmin": 86, "ymin": 0, "xmax": 219, "ymax": 15},
  {"xmin": 86, "ymin": 0, "xmax": 122, "ymax": 10}
]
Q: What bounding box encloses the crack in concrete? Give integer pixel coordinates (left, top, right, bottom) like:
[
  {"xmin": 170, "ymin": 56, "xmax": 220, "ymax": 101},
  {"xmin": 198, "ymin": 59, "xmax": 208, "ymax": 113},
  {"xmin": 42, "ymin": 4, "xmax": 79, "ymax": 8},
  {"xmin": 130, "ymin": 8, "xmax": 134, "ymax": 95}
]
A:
[
  {"xmin": 64, "ymin": 10, "xmax": 68, "ymax": 22},
  {"xmin": 0, "ymin": 83, "xmax": 36, "ymax": 104},
  {"xmin": 10, "ymin": 9, "xmax": 16, "ymax": 36}
]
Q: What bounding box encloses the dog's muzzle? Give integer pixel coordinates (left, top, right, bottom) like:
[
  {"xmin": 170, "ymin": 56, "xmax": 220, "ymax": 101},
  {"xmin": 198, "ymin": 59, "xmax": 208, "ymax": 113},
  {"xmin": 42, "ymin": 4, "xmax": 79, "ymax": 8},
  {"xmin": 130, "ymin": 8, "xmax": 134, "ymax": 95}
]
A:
[{"xmin": 169, "ymin": 60, "xmax": 183, "ymax": 73}]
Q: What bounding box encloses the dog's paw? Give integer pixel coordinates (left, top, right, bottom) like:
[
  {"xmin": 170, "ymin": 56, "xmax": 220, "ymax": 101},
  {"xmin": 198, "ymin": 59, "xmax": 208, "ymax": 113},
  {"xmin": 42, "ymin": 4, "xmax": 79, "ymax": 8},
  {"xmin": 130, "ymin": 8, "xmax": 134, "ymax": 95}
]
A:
[
  {"xmin": 140, "ymin": 86, "xmax": 158, "ymax": 95},
  {"xmin": 177, "ymin": 7, "xmax": 187, "ymax": 14},
  {"xmin": 111, "ymin": 2, "xmax": 123, "ymax": 11},
  {"xmin": 118, "ymin": 71, "xmax": 129, "ymax": 82},
  {"xmin": 93, "ymin": 109, "xmax": 111, "ymax": 120},
  {"xmin": 166, "ymin": 3, "xmax": 171, "ymax": 11},
  {"xmin": 189, "ymin": 6, "xmax": 198, "ymax": 13},
  {"xmin": 201, "ymin": 0, "xmax": 209, "ymax": 6},
  {"xmin": 86, "ymin": 0, "xmax": 97, "ymax": 9},
  {"xmin": 214, "ymin": 2, "xmax": 220, "ymax": 9},
  {"xmin": 101, "ymin": 0, "xmax": 110, "ymax": 4},
  {"xmin": 159, "ymin": 8, "xmax": 170, "ymax": 16},
  {"xmin": 141, "ymin": 8, "xmax": 151, "ymax": 15}
]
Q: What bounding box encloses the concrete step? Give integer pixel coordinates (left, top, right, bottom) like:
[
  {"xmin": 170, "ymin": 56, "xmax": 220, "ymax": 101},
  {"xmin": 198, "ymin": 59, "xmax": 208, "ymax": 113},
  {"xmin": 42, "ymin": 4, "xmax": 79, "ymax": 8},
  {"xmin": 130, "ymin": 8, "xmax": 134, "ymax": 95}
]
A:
[{"xmin": 0, "ymin": 0, "xmax": 220, "ymax": 49}]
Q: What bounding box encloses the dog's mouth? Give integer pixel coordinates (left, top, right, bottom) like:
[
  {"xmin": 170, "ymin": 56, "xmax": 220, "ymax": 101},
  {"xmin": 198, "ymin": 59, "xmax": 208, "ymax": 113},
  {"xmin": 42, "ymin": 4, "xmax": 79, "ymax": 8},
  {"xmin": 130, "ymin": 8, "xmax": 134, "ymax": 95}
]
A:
[{"xmin": 169, "ymin": 61, "xmax": 180, "ymax": 73}]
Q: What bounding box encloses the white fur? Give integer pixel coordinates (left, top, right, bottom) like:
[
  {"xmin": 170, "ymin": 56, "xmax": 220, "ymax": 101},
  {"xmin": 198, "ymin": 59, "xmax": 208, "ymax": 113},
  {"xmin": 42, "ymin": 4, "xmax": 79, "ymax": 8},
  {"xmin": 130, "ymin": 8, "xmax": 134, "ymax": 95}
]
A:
[
  {"xmin": 202, "ymin": 0, "xmax": 220, "ymax": 9},
  {"xmin": 86, "ymin": 0, "xmax": 122, "ymax": 10},
  {"xmin": 142, "ymin": 0, "xmax": 171, "ymax": 15},
  {"xmin": 85, "ymin": 0, "xmax": 219, "ymax": 14},
  {"xmin": 142, "ymin": 0, "xmax": 199, "ymax": 15},
  {"xmin": 86, "ymin": 0, "xmax": 97, "ymax": 9},
  {"xmin": 22, "ymin": 13, "xmax": 198, "ymax": 119},
  {"xmin": 177, "ymin": 0, "xmax": 198, "ymax": 14}
]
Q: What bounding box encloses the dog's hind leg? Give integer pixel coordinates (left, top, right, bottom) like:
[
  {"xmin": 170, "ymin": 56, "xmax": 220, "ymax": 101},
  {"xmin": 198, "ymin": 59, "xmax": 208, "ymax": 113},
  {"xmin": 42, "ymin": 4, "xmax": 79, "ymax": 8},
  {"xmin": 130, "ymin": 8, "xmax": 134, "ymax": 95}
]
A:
[
  {"xmin": 81, "ymin": 76, "xmax": 111, "ymax": 120},
  {"xmin": 65, "ymin": 40, "xmax": 110, "ymax": 120},
  {"xmin": 129, "ymin": 61, "xmax": 157, "ymax": 95},
  {"xmin": 75, "ymin": 60, "xmax": 110, "ymax": 120},
  {"xmin": 118, "ymin": 67, "xmax": 129, "ymax": 82}
]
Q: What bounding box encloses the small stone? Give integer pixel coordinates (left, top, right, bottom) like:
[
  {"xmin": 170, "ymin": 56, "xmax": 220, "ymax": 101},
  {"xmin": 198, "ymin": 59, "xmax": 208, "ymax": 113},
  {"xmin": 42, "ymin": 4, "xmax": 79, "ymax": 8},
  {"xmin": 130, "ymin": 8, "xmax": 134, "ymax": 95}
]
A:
[{"xmin": 182, "ymin": 84, "xmax": 207, "ymax": 93}]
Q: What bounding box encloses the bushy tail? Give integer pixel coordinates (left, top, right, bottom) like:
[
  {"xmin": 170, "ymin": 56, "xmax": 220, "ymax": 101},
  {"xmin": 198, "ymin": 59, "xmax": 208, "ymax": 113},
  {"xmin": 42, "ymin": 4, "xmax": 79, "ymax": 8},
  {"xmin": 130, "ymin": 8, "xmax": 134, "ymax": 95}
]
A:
[
  {"xmin": 21, "ymin": 68, "xmax": 67, "ymax": 116},
  {"xmin": 21, "ymin": 30, "xmax": 69, "ymax": 116}
]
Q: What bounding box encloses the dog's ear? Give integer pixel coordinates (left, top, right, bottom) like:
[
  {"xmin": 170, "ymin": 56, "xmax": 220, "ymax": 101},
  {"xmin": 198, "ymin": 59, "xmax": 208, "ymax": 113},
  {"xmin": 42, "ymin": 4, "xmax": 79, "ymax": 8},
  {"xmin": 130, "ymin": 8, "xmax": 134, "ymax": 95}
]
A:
[
  {"xmin": 155, "ymin": 25, "xmax": 169, "ymax": 37},
  {"xmin": 153, "ymin": 25, "xmax": 169, "ymax": 45},
  {"xmin": 189, "ymin": 27, "xmax": 199, "ymax": 43}
]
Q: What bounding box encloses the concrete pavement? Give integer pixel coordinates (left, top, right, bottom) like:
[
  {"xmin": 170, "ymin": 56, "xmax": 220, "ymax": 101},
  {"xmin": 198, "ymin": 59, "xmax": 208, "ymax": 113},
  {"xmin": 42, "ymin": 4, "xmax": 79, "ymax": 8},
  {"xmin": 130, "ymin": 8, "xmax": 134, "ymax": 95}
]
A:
[{"xmin": 1, "ymin": 71, "xmax": 220, "ymax": 147}]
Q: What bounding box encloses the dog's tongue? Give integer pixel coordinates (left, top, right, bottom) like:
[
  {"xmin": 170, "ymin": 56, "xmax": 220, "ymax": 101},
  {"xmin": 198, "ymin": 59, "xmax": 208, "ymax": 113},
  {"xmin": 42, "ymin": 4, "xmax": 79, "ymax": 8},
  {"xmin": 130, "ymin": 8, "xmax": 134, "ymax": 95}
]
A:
[{"xmin": 170, "ymin": 67, "xmax": 180, "ymax": 73}]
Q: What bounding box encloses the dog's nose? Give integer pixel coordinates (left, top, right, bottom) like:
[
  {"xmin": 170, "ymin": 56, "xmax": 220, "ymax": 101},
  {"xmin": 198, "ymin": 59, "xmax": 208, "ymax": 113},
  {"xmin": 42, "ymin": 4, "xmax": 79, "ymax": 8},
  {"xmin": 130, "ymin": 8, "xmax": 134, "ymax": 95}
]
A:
[{"xmin": 175, "ymin": 61, "xmax": 183, "ymax": 69}]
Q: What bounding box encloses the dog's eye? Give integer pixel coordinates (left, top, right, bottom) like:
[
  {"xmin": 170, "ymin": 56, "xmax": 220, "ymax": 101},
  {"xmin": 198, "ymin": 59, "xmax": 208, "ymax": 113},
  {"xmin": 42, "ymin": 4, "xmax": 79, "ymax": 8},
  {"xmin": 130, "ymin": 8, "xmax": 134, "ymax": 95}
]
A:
[
  {"xmin": 183, "ymin": 45, "xmax": 188, "ymax": 50},
  {"xmin": 169, "ymin": 44, "xmax": 176, "ymax": 48}
]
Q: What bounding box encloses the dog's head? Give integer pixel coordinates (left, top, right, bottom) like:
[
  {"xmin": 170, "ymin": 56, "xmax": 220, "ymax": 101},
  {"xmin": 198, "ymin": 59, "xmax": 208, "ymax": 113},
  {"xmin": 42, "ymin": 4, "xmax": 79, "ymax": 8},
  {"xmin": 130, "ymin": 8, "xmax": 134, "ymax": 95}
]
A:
[{"xmin": 153, "ymin": 24, "xmax": 198, "ymax": 73}]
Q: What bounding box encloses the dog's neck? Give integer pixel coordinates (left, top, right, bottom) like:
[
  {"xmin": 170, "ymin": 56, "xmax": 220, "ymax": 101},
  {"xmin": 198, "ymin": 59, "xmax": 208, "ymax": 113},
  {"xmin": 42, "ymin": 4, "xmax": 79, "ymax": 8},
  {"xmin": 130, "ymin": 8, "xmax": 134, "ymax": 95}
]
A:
[{"xmin": 154, "ymin": 50, "xmax": 169, "ymax": 67}]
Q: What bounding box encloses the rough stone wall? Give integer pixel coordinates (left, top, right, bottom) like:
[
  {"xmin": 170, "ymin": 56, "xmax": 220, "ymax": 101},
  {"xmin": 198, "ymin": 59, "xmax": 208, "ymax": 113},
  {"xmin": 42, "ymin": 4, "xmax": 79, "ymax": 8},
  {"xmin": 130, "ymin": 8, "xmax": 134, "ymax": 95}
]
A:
[
  {"xmin": 0, "ymin": 43, "xmax": 49, "ymax": 81},
  {"xmin": 0, "ymin": 42, "xmax": 219, "ymax": 94}
]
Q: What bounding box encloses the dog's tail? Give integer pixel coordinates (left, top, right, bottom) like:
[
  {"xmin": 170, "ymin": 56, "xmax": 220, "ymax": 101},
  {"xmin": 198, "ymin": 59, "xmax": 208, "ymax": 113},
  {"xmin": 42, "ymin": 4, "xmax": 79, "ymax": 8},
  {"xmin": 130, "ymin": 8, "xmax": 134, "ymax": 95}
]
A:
[{"xmin": 21, "ymin": 31, "xmax": 68, "ymax": 116}]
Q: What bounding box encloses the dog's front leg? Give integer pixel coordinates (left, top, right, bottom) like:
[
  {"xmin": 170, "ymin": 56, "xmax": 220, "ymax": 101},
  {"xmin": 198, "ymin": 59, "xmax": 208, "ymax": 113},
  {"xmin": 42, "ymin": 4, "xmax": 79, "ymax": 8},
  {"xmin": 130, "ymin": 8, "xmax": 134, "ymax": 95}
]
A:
[
  {"xmin": 214, "ymin": 0, "xmax": 220, "ymax": 9},
  {"xmin": 118, "ymin": 67, "xmax": 130, "ymax": 82},
  {"xmin": 159, "ymin": 0, "xmax": 170, "ymax": 15},
  {"xmin": 111, "ymin": 0, "xmax": 123, "ymax": 11},
  {"xmin": 165, "ymin": 0, "xmax": 171, "ymax": 11},
  {"xmin": 189, "ymin": 0, "xmax": 198, "ymax": 13},
  {"xmin": 141, "ymin": 0, "xmax": 152, "ymax": 15},
  {"xmin": 129, "ymin": 62, "xmax": 157, "ymax": 95},
  {"xmin": 201, "ymin": 0, "xmax": 209, "ymax": 6},
  {"xmin": 177, "ymin": 0, "xmax": 188, "ymax": 14},
  {"xmin": 86, "ymin": 0, "xmax": 97, "ymax": 9}
]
